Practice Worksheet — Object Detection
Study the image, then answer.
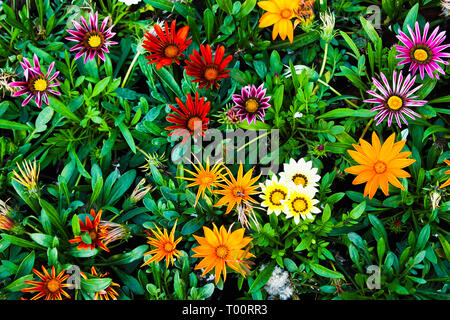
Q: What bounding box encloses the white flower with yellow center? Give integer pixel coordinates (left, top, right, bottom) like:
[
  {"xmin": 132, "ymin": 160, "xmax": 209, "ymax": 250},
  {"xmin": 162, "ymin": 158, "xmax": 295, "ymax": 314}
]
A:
[
  {"xmin": 259, "ymin": 175, "xmax": 289, "ymax": 216},
  {"xmin": 282, "ymin": 185, "xmax": 320, "ymax": 224},
  {"xmin": 279, "ymin": 158, "xmax": 320, "ymax": 194}
]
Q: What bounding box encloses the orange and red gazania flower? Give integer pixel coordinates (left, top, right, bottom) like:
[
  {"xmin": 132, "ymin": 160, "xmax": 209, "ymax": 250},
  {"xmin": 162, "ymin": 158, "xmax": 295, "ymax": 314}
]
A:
[
  {"xmin": 165, "ymin": 92, "xmax": 210, "ymax": 144},
  {"xmin": 185, "ymin": 44, "xmax": 232, "ymax": 90},
  {"xmin": 440, "ymin": 160, "xmax": 450, "ymax": 188},
  {"xmin": 81, "ymin": 266, "xmax": 120, "ymax": 300},
  {"xmin": 22, "ymin": 266, "xmax": 71, "ymax": 300},
  {"xmin": 69, "ymin": 209, "xmax": 109, "ymax": 252},
  {"xmin": 143, "ymin": 20, "xmax": 192, "ymax": 70}
]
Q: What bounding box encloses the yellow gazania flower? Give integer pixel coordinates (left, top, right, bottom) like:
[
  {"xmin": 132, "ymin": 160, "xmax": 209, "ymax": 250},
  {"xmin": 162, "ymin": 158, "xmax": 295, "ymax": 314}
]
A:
[
  {"xmin": 21, "ymin": 266, "xmax": 71, "ymax": 300},
  {"xmin": 259, "ymin": 175, "xmax": 289, "ymax": 216},
  {"xmin": 177, "ymin": 158, "xmax": 226, "ymax": 206},
  {"xmin": 192, "ymin": 223, "xmax": 254, "ymax": 284},
  {"xmin": 11, "ymin": 159, "xmax": 40, "ymax": 194},
  {"xmin": 214, "ymin": 164, "xmax": 260, "ymax": 214},
  {"xmin": 258, "ymin": 0, "xmax": 298, "ymax": 43},
  {"xmin": 440, "ymin": 160, "xmax": 450, "ymax": 188},
  {"xmin": 282, "ymin": 185, "xmax": 320, "ymax": 224},
  {"xmin": 344, "ymin": 132, "xmax": 416, "ymax": 199},
  {"xmin": 141, "ymin": 220, "xmax": 183, "ymax": 268}
]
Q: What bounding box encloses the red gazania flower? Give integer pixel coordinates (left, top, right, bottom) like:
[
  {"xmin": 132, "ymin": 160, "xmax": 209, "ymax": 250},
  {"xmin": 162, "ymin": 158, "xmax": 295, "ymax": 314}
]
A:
[
  {"xmin": 185, "ymin": 44, "xmax": 233, "ymax": 90},
  {"xmin": 165, "ymin": 92, "xmax": 210, "ymax": 143},
  {"xmin": 68, "ymin": 209, "xmax": 109, "ymax": 252},
  {"xmin": 22, "ymin": 266, "xmax": 71, "ymax": 300},
  {"xmin": 143, "ymin": 20, "xmax": 192, "ymax": 70}
]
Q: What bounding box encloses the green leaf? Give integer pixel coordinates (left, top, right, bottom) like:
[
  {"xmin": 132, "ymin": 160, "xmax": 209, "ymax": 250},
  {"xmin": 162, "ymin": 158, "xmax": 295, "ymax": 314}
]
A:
[
  {"xmin": 35, "ymin": 107, "xmax": 54, "ymax": 132},
  {"xmin": 437, "ymin": 234, "xmax": 450, "ymax": 261},
  {"xmin": 29, "ymin": 233, "xmax": 54, "ymax": 247},
  {"xmin": 0, "ymin": 119, "xmax": 32, "ymax": 131},
  {"xmin": 91, "ymin": 76, "xmax": 111, "ymax": 98},
  {"xmin": 48, "ymin": 96, "xmax": 81, "ymax": 122},
  {"xmin": 117, "ymin": 121, "xmax": 136, "ymax": 153},
  {"xmin": 81, "ymin": 278, "xmax": 111, "ymax": 292},
  {"xmin": 318, "ymin": 108, "xmax": 375, "ymax": 119},
  {"xmin": 15, "ymin": 251, "xmax": 35, "ymax": 280},
  {"xmin": 203, "ymin": 9, "xmax": 214, "ymax": 43},
  {"xmin": 349, "ymin": 201, "xmax": 366, "ymax": 219},
  {"xmin": 416, "ymin": 225, "xmax": 430, "ymax": 252},
  {"xmin": 248, "ymin": 262, "xmax": 275, "ymax": 293},
  {"xmin": 402, "ymin": 3, "xmax": 419, "ymax": 33},
  {"xmin": 360, "ymin": 16, "xmax": 380, "ymax": 45},
  {"xmin": 310, "ymin": 263, "xmax": 344, "ymax": 279},
  {"xmin": 112, "ymin": 266, "xmax": 145, "ymax": 295},
  {"xmin": 99, "ymin": 245, "xmax": 148, "ymax": 266},
  {"xmin": 5, "ymin": 275, "xmax": 33, "ymax": 292},
  {"xmin": 1, "ymin": 234, "xmax": 43, "ymax": 249},
  {"xmin": 72, "ymin": 215, "xmax": 81, "ymax": 237},
  {"xmin": 39, "ymin": 198, "xmax": 68, "ymax": 238},
  {"xmin": 154, "ymin": 67, "xmax": 183, "ymax": 97}
]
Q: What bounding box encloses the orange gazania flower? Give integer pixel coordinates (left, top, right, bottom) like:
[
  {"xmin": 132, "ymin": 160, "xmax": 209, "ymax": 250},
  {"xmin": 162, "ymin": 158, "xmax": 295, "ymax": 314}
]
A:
[
  {"xmin": 141, "ymin": 220, "xmax": 182, "ymax": 268},
  {"xmin": 82, "ymin": 267, "xmax": 120, "ymax": 300},
  {"xmin": 22, "ymin": 266, "xmax": 71, "ymax": 300},
  {"xmin": 258, "ymin": 0, "xmax": 298, "ymax": 43},
  {"xmin": 344, "ymin": 132, "xmax": 416, "ymax": 199},
  {"xmin": 68, "ymin": 209, "xmax": 109, "ymax": 252},
  {"xmin": 185, "ymin": 44, "xmax": 232, "ymax": 90},
  {"xmin": 178, "ymin": 157, "xmax": 226, "ymax": 207},
  {"xmin": 143, "ymin": 20, "xmax": 192, "ymax": 70},
  {"xmin": 192, "ymin": 224, "xmax": 254, "ymax": 284},
  {"xmin": 440, "ymin": 160, "xmax": 450, "ymax": 188},
  {"xmin": 214, "ymin": 164, "xmax": 260, "ymax": 214}
]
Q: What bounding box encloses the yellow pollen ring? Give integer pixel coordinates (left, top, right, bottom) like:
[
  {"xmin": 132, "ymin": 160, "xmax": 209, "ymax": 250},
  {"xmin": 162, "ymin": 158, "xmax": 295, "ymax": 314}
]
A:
[
  {"xmin": 270, "ymin": 190, "xmax": 285, "ymax": 205},
  {"xmin": 46, "ymin": 279, "xmax": 61, "ymax": 293},
  {"xmin": 216, "ymin": 245, "xmax": 229, "ymax": 259},
  {"xmin": 292, "ymin": 174, "xmax": 308, "ymax": 187},
  {"xmin": 387, "ymin": 96, "xmax": 403, "ymax": 110},
  {"xmin": 88, "ymin": 35, "xmax": 102, "ymax": 48},
  {"xmin": 33, "ymin": 78, "xmax": 48, "ymax": 92},
  {"xmin": 280, "ymin": 8, "xmax": 293, "ymax": 19},
  {"xmin": 245, "ymin": 99, "xmax": 259, "ymax": 113},
  {"xmin": 292, "ymin": 197, "xmax": 308, "ymax": 213},
  {"xmin": 413, "ymin": 49, "xmax": 428, "ymax": 62},
  {"xmin": 373, "ymin": 160, "xmax": 387, "ymax": 174}
]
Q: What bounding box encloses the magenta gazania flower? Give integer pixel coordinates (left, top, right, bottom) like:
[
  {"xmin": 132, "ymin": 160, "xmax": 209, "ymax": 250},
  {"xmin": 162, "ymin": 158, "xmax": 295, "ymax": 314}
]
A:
[
  {"xmin": 364, "ymin": 71, "xmax": 426, "ymax": 128},
  {"xmin": 66, "ymin": 12, "xmax": 118, "ymax": 63},
  {"xmin": 231, "ymin": 84, "xmax": 272, "ymax": 124},
  {"xmin": 9, "ymin": 54, "xmax": 60, "ymax": 108},
  {"xmin": 395, "ymin": 22, "xmax": 450, "ymax": 80}
]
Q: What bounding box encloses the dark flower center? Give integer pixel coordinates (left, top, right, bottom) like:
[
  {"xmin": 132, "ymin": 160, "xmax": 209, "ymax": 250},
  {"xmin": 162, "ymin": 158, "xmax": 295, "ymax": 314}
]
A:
[{"xmin": 84, "ymin": 31, "xmax": 105, "ymax": 49}]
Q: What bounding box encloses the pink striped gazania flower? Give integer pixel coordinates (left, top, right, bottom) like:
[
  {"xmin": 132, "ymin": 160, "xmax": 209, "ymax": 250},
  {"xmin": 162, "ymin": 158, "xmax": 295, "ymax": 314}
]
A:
[
  {"xmin": 364, "ymin": 71, "xmax": 426, "ymax": 128},
  {"xmin": 66, "ymin": 12, "xmax": 118, "ymax": 63},
  {"xmin": 232, "ymin": 84, "xmax": 272, "ymax": 124},
  {"xmin": 9, "ymin": 54, "xmax": 60, "ymax": 108},
  {"xmin": 395, "ymin": 21, "xmax": 450, "ymax": 80}
]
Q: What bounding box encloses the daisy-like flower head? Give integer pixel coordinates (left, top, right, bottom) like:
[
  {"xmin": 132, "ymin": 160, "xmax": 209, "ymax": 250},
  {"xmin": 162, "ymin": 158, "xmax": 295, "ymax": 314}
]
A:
[
  {"xmin": 9, "ymin": 54, "xmax": 60, "ymax": 108},
  {"xmin": 258, "ymin": 0, "xmax": 298, "ymax": 43},
  {"xmin": 259, "ymin": 175, "xmax": 289, "ymax": 216},
  {"xmin": 185, "ymin": 44, "xmax": 233, "ymax": 90},
  {"xmin": 141, "ymin": 220, "xmax": 183, "ymax": 268},
  {"xmin": 294, "ymin": 0, "xmax": 316, "ymax": 31},
  {"xmin": 192, "ymin": 223, "xmax": 254, "ymax": 284},
  {"xmin": 68, "ymin": 209, "xmax": 110, "ymax": 252},
  {"xmin": 66, "ymin": 11, "xmax": 118, "ymax": 63},
  {"xmin": 165, "ymin": 92, "xmax": 211, "ymax": 144},
  {"xmin": 344, "ymin": 132, "xmax": 416, "ymax": 199},
  {"xmin": 364, "ymin": 71, "xmax": 426, "ymax": 128},
  {"xmin": 282, "ymin": 185, "xmax": 321, "ymax": 224},
  {"xmin": 22, "ymin": 266, "xmax": 71, "ymax": 300},
  {"xmin": 214, "ymin": 164, "xmax": 261, "ymax": 215},
  {"xmin": 440, "ymin": 159, "xmax": 450, "ymax": 188},
  {"xmin": 177, "ymin": 157, "xmax": 226, "ymax": 207},
  {"xmin": 232, "ymin": 84, "xmax": 272, "ymax": 124},
  {"xmin": 395, "ymin": 21, "xmax": 450, "ymax": 80},
  {"xmin": 143, "ymin": 20, "xmax": 192, "ymax": 70},
  {"xmin": 11, "ymin": 159, "xmax": 40, "ymax": 196},
  {"xmin": 82, "ymin": 267, "xmax": 120, "ymax": 300},
  {"xmin": 279, "ymin": 158, "xmax": 320, "ymax": 194}
]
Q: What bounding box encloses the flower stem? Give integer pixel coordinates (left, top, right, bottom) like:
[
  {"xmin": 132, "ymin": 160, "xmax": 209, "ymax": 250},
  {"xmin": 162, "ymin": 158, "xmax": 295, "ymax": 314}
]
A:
[
  {"xmin": 121, "ymin": 51, "xmax": 141, "ymax": 88},
  {"xmin": 359, "ymin": 118, "xmax": 374, "ymax": 141},
  {"xmin": 317, "ymin": 79, "xmax": 360, "ymax": 109},
  {"xmin": 318, "ymin": 42, "xmax": 329, "ymax": 79}
]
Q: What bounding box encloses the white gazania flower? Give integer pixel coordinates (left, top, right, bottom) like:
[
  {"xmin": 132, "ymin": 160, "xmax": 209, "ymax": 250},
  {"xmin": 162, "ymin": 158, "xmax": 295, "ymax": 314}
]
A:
[
  {"xmin": 118, "ymin": 0, "xmax": 142, "ymax": 5},
  {"xmin": 282, "ymin": 185, "xmax": 321, "ymax": 224},
  {"xmin": 279, "ymin": 158, "xmax": 320, "ymax": 194},
  {"xmin": 259, "ymin": 175, "xmax": 289, "ymax": 216}
]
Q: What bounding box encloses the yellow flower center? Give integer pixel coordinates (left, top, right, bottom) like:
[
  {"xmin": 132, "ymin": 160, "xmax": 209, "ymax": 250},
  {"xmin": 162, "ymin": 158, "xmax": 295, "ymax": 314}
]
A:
[
  {"xmin": 413, "ymin": 49, "xmax": 428, "ymax": 62},
  {"xmin": 292, "ymin": 174, "xmax": 308, "ymax": 187},
  {"xmin": 216, "ymin": 245, "xmax": 229, "ymax": 259},
  {"xmin": 187, "ymin": 116, "xmax": 202, "ymax": 131},
  {"xmin": 164, "ymin": 45, "xmax": 179, "ymax": 58},
  {"xmin": 200, "ymin": 174, "xmax": 214, "ymax": 185},
  {"xmin": 232, "ymin": 186, "xmax": 245, "ymax": 197},
  {"xmin": 88, "ymin": 35, "xmax": 102, "ymax": 48},
  {"xmin": 204, "ymin": 66, "xmax": 219, "ymax": 81},
  {"xmin": 46, "ymin": 279, "xmax": 61, "ymax": 293},
  {"xmin": 245, "ymin": 99, "xmax": 259, "ymax": 113},
  {"xmin": 33, "ymin": 78, "xmax": 48, "ymax": 92},
  {"xmin": 270, "ymin": 190, "xmax": 286, "ymax": 205},
  {"xmin": 281, "ymin": 8, "xmax": 293, "ymax": 19},
  {"xmin": 373, "ymin": 160, "xmax": 387, "ymax": 174},
  {"xmin": 164, "ymin": 242, "xmax": 174, "ymax": 252},
  {"xmin": 387, "ymin": 96, "xmax": 403, "ymax": 110},
  {"xmin": 292, "ymin": 197, "xmax": 308, "ymax": 213}
]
